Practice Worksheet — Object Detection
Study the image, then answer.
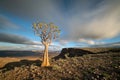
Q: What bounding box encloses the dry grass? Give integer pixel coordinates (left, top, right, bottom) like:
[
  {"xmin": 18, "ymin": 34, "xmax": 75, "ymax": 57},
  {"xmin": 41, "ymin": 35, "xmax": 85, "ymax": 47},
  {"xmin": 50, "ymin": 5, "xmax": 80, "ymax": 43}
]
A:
[
  {"xmin": 82, "ymin": 47, "xmax": 119, "ymax": 53},
  {"xmin": 0, "ymin": 48, "xmax": 119, "ymax": 80},
  {"xmin": 0, "ymin": 57, "xmax": 41, "ymax": 68}
]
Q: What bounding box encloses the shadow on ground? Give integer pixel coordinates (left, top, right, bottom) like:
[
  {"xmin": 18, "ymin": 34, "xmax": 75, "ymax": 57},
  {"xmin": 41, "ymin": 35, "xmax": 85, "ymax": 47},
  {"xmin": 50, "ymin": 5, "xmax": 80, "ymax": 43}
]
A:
[{"xmin": 0, "ymin": 59, "xmax": 42, "ymax": 72}]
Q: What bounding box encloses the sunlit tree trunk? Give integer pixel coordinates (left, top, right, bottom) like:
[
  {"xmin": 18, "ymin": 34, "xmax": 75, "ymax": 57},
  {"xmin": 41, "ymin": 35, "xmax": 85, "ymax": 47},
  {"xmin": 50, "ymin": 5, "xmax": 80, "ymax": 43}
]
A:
[{"xmin": 41, "ymin": 43, "xmax": 50, "ymax": 67}]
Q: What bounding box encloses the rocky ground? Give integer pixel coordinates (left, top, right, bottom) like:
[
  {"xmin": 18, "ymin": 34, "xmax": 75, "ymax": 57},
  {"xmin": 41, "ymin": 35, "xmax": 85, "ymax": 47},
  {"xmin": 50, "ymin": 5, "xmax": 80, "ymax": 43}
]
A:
[{"xmin": 0, "ymin": 48, "xmax": 120, "ymax": 80}]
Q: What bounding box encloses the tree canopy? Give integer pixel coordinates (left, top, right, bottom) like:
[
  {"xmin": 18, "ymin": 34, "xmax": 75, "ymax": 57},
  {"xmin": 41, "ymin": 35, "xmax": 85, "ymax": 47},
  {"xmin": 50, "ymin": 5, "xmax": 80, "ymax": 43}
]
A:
[{"xmin": 32, "ymin": 22, "xmax": 60, "ymax": 45}]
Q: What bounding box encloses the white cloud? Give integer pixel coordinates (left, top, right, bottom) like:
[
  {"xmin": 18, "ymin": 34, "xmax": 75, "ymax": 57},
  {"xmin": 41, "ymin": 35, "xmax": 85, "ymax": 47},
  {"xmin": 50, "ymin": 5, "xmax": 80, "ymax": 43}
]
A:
[
  {"xmin": 78, "ymin": 38, "xmax": 104, "ymax": 45},
  {"xmin": 32, "ymin": 41, "xmax": 42, "ymax": 45},
  {"xmin": 0, "ymin": 41, "xmax": 62, "ymax": 51},
  {"xmin": 59, "ymin": 40, "xmax": 69, "ymax": 45},
  {"xmin": 65, "ymin": 0, "xmax": 120, "ymax": 42},
  {"xmin": 0, "ymin": 0, "xmax": 120, "ymax": 48},
  {"xmin": 78, "ymin": 39, "xmax": 95, "ymax": 45}
]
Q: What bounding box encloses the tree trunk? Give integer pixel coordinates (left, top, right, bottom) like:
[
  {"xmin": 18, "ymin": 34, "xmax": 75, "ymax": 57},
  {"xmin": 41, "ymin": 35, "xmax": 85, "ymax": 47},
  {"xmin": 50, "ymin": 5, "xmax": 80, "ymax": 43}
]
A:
[{"xmin": 41, "ymin": 43, "xmax": 50, "ymax": 67}]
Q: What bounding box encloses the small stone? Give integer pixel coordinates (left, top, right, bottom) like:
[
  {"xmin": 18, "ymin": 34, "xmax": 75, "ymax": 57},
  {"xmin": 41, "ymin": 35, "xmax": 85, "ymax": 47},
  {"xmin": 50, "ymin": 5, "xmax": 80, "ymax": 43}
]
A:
[
  {"xmin": 68, "ymin": 71, "xmax": 72, "ymax": 74},
  {"xmin": 97, "ymin": 75, "xmax": 99, "ymax": 78},
  {"xmin": 37, "ymin": 72, "xmax": 41, "ymax": 75},
  {"xmin": 91, "ymin": 77, "xmax": 95, "ymax": 79},
  {"xmin": 14, "ymin": 67, "xmax": 19, "ymax": 72},
  {"xmin": 32, "ymin": 74, "xmax": 36, "ymax": 78}
]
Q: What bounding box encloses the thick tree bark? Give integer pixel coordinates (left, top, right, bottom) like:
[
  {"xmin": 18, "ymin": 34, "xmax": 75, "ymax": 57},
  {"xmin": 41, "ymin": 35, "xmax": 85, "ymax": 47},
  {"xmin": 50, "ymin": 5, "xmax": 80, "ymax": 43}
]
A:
[{"xmin": 41, "ymin": 43, "xmax": 50, "ymax": 67}]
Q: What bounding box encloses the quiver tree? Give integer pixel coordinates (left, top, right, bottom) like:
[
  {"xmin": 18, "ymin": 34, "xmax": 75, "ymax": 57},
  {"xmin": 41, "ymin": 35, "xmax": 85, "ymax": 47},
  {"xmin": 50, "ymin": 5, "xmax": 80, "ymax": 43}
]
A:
[{"xmin": 32, "ymin": 22, "xmax": 60, "ymax": 67}]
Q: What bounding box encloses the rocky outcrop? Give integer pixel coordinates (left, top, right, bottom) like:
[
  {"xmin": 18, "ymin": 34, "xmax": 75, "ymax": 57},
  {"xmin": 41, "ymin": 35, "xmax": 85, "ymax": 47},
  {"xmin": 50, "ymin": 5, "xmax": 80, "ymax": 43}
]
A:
[{"xmin": 54, "ymin": 48, "xmax": 94, "ymax": 59}]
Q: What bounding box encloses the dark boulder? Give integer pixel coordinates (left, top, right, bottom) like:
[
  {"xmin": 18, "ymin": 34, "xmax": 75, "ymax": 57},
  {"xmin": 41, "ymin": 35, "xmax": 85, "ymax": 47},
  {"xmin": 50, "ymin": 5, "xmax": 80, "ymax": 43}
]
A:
[{"xmin": 54, "ymin": 48, "xmax": 94, "ymax": 60}]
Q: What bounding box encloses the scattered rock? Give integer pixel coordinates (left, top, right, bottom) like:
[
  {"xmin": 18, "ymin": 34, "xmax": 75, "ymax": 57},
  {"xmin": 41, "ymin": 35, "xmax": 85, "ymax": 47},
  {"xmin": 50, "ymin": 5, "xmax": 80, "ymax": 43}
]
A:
[{"xmin": 0, "ymin": 49, "xmax": 120, "ymax": 80}]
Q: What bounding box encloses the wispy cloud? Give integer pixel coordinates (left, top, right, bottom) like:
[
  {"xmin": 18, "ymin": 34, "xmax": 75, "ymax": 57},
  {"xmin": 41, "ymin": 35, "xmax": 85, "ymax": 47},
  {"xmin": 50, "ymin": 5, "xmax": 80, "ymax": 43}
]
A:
[
  {"xmin": 1, "ymin": 0, "xmax": 119, "ymax": 41},
  {"xmin": 0, "ymin": 0, "xmax": 120, "ymax": 48},
  {"xmin": 0, "ymin": 0, "xmax": 63, "ymax": 22},
  {"xmin": 0, "ymin": 32, "xmax": 40, "ymax": 45},
  {"xmin": 59, "ymin": 40, "xmax": 69, "ymax": 46},
  {"xmin": 78, "ymin": 39, "xmax": 95, "ymax": 45},
  {"xmin": 89, "ymin": 41, "xmax": 120, "ymax": 48},
  {"xmin": 67, "ymin": 0, "xmax": 120, "ymax": 41},
  {"xmin": 0, "ymin": 44, "xmax": 42, "ymax": 51},
  {"xmin": 0, "ymin": 43, "xmax": 61, "ymax": 51},
  {"xmin": 0, "ymin": 32, "xmax": 61, "ymax": 50},
  {"xmin": 78, "ymin": 38, "xmax": 104, "ymax": 45}
]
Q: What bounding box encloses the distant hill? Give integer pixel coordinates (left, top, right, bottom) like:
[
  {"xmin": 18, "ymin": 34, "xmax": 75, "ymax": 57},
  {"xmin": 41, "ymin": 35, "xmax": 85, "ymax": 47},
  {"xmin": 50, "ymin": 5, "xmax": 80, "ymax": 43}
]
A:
[{"xmin": 0, "ymin": 50, "xmax": 59, "ymax": 57}]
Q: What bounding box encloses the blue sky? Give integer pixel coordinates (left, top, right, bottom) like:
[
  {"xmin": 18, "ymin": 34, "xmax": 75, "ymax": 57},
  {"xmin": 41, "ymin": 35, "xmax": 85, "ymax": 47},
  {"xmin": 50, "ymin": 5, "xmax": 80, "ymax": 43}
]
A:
[{"xmin": 0, "ymin": 0, "xmax": 120, "ymax": 51}]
